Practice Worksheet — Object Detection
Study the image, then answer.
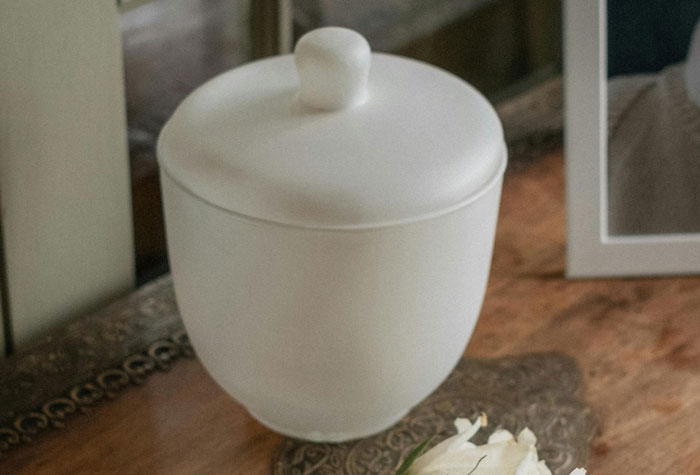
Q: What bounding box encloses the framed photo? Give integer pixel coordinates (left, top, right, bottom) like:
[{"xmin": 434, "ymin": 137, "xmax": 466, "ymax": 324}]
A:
[{"xmin": 564, "ymin": 0, "xmax": 700, "ymax": 277}]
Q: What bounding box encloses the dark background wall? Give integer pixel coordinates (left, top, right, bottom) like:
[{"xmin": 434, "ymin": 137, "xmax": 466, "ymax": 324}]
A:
[{"xmin": 608, "ymin": 0, "xmax": 700, "ymax": 77}]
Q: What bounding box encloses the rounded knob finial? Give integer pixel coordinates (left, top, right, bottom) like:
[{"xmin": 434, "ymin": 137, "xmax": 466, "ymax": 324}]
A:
[{"xmin": 294, "ymin": 27, "xmax": 371, "ymax": 111}]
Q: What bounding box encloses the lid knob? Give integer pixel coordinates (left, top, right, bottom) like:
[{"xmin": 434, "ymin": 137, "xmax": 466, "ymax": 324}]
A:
[{"xmin": 294, "ymin": 27, "xmax": 371, "ymax": 111}]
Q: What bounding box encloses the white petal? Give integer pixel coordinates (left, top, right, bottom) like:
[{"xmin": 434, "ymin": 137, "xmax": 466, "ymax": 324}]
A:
[
  {"xmin": 454, "ymin": 418, "xmax": 475, "ymax": 434},
  {"xmin": 515, "ymin": 451, "xmax": 541, "ymax": 475},
  {"xmin": 416, "ymin": 442, "xmax": 531, "ymax": 474},
  {"xmin": 517, "ymin": 427, "xmax": 538, "ymax": 447},
  {"xmin": 407, "ymin": 417, "xmax": 586, "ymax": 475},
  {"xmin": 411, "ymin": 416, "xmax": 484, "ymax": 473},
  {"xmin": 488, "ymin": 429, "xmax": 516, "ymax": 444},
  {"xmin": 537, "ymin": 460, "xmax": 553, "ymax": 475},
  {"xmin": 451, "ymin": 415, "xmax": 485, "ymax": 444}
]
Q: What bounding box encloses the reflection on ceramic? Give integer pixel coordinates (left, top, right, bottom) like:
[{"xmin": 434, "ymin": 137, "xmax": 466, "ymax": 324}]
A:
[{"xmin": 158, "ymin": 27, "xmax": 506, "ymax": 442}]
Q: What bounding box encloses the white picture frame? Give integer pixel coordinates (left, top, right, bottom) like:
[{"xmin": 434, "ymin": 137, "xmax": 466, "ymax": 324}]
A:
[{"xmin": 564, "ymin": 0, "xmax": 700, "ymax": 277}]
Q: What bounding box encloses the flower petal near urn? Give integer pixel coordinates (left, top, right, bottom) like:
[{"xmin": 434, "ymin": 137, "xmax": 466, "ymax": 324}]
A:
[{"xmin": 404, "ymin": 415, "xmax": 587, "ymax": 475}]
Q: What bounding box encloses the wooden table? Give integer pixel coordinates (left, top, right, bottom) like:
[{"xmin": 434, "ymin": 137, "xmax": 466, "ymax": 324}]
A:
[{"xmin": 3, "ymin": 84, "xmax": 700, "ymax": 474}]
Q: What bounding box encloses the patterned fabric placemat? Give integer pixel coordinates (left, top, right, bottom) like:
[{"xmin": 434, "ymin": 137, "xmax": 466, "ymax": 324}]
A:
[{"xmin": 273, "ymin": 353, "xmax": 595, "ymax": 475}]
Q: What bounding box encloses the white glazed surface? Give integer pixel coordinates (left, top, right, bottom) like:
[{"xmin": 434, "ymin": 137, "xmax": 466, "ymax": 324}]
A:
[
  {"xmin": 160, "ymin": 151, "xmax": 504, "ymax": 442},
  {"xmin": 157, "ymin": 52, "xmax": 504, "ymax": 228},
  {"xmin": 295, "ymin": 27, "xmax": 371, "ymax": 111}
]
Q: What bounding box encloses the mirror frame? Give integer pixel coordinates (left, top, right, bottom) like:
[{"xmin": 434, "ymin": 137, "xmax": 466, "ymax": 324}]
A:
[{"xmin": 564, "ymin": 0, "xmax": 700, "ymax": 277}]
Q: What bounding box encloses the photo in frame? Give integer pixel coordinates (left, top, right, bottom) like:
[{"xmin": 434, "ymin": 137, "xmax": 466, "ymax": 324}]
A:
[{"xmin": 564, "ymin": 0, "xmax": 700, "ymax": 277}]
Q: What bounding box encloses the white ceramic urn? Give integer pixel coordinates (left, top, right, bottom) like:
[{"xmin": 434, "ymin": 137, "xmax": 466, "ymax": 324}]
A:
[{"xmin": 158, "ymin": 27, "xmax": 506, "ymax": 442}]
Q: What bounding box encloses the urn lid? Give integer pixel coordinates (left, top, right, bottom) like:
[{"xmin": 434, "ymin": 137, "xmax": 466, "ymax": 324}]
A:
[{"xmin": 157, "ymin": 27, "xmax": 506, "ymax": 229}]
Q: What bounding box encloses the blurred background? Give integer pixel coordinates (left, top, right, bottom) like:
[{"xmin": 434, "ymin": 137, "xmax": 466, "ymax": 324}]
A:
[
  {"xmin": 121, "ymin": 0, "xmax": 563, "ymax": 284},
  {"xmin": 607, "ymin": 0, "xmax": 700, "ymax": 77},
  {"xmin": 6, "ymin": 0, "xmax": 696, "ymax": 351}
]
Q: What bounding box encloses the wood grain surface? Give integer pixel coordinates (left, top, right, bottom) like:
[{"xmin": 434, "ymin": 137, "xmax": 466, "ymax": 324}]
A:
[{"xmin": 3, "ymin": 144, "xmax": 700, "ymax": 473}]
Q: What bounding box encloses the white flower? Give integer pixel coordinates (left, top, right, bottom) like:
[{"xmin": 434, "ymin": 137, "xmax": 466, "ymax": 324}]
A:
[{"xmin": 408, "ymin": 415, "xmax": 586, "ymax": 475}]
